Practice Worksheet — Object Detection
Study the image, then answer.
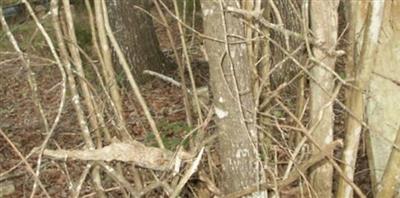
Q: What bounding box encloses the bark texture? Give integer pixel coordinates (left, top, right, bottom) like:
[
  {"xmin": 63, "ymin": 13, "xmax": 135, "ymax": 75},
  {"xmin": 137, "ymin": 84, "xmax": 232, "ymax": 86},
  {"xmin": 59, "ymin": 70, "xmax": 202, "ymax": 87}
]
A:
[
  {"xmin": 268, "ymin": 0, "xmax": 307, "ymax": 145},
  {"xmin": 106, "ymin": 0, "xmax": 166, "ymax": 83},
  {"xmin": 200, "ymin": 0, "xmax": 264, "ymax": 196},
  {"xmin": 337, "ymin": 1, "xmax": 385, "ymax": 197},
  {"xmin": 309, "ymin": 0, "xmax": 339, "ymax": 197},
  {"xmin": 377, "ymin": 126, "xmax": 400, "ymax": 197},
  {"xmin": 365, "ymin": 0, "xmax": 400, "ymax": 194},
  {"xmin": 269, "ymin": 0, "xmax": 304, "ymax": 88}
]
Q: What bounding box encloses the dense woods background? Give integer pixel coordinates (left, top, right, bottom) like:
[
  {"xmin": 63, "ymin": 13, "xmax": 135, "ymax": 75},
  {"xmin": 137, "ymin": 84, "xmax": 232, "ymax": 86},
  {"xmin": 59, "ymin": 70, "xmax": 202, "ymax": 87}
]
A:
[{"xmin": 0, "ymin": 0, "xmax": 399, "ymax": 197}]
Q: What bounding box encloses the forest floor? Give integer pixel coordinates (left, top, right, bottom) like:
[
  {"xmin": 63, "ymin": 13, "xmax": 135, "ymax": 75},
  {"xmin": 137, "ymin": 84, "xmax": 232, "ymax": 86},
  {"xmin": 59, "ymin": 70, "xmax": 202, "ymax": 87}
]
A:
[
  {"xmin": 0, "ymin": 51, "xmax": 203, "ymax": 197},
  {"xmin": 0, "ymin": 3, "xmax": 211, "ymax": 196}
]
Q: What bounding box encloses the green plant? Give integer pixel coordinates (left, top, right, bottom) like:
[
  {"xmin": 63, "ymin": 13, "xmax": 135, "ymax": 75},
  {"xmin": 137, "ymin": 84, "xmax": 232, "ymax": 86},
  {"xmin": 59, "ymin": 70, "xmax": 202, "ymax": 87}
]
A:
[
  {"xmin": 74, "ymin": 23, "xmax": 91, "ymax": 50},
  {"xmin": 145, "ymin": 120, "xmax": 192, "ymax": 150}
]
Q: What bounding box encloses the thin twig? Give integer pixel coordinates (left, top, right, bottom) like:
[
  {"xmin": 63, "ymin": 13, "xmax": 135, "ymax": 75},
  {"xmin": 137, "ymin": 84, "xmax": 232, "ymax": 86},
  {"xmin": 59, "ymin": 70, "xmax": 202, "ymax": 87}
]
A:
[
  {"xmin": 0, "ymin": 128, "xmax": 50, "ymax": 198},
  {"xmin": 171, "ymin": 148, "xmax": 205, "ymax": 197},
  {"xmin": 101, "ymin": 0, "xmax": 165, "ymax": 149},
  {"xmin": 224, "ymin": 140, "xmax": 343, "ymax": 198}
]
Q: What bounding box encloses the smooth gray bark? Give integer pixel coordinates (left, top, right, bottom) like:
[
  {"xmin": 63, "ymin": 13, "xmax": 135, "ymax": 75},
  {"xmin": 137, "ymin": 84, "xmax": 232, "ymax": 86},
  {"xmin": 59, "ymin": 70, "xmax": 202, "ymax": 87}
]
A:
[
  {"xmin": 309, "ymin": 0, "xmax": 339, "ymax": 197},
  {"xmin": 200, "ymin": 0, "xmax": 264, "ymax": 196}
]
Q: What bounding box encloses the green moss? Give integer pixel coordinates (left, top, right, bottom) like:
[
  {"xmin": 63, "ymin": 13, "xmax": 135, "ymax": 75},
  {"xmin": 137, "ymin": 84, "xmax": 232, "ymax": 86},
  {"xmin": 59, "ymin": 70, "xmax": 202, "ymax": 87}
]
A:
[
  {"xmin": 145, "ymin": 120, "xmax": 192, "ymax": 150},
  {"xmin": 273, "ymin": 110, "xmax": 284, "ymax": 118},
  {"xmin": 74, "ymin": 23, "xmax": 91, "ymax": 50},
  {"xmin": 0, "ymin": 16, "xmax": 54, "ymax": 54}
]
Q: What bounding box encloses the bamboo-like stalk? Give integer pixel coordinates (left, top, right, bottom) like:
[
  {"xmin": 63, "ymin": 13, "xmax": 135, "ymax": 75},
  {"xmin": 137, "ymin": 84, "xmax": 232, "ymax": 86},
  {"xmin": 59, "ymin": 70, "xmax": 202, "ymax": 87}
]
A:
[
  {"xmin": 89, "ymin": 0, "xmax": 144, "ymax": 191},
  {"xmin": 1, "ymin": 2, "xmax": 51, "ymax": 191},
  {"xmin": 61, "ymin": 0, "xmax": 103, "ymax": 146},
  {"xmin": 93, "ymin": 0, "xmax": 130, "ymax": 140},
  {"xmin": 52, "ymin": 0, "xmax": 94, "ymax": 152},
  {"xmin": 50, "ymin": 1, "xmax": 106, "ymax": 197},
  {"xmin": 10, "ymin": 1, "xmax": 69, "ymax": 196},
  {"xmin": 100, "ymin": 0, "xmax": 165, "ymax": 149},
  {"xmin": 0, "ymin": 8, "xmax": 56, "ymax": 198},
  {"xmin": 171, "ymin": 0, "xmax": 203, "ymax": 123},
  {"xmin": 309, "ymin": 0, "xmax": 340, "ymax": 197},
  {"xmin": 243, "ymin": 0, "xmax": 255, "ymax": 93},
  {"xmin": 61, "ymin": 1, "xmax": 111, "ymax": 196},
  {"xmin": 256, "ymin": 3, "xmax": 272, "ymax": 189},
  {"xmin": 152, "ymin": 0, "xmax": 193, "ymax": 127},
  {"xmin": 84, "ymin": 0, "xmax": 116, "ymax": 142},
  {"xmin": 337, "ymin": 1, "xmax": 385, "ymax": 197}
]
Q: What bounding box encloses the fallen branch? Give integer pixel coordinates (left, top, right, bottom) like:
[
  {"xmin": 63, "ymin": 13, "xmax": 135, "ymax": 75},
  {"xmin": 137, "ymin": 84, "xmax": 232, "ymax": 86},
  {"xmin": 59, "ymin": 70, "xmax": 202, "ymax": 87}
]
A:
[
  {"xmin": 43, "ymin": 141, "xmax": 191, "ymax": 171},
  {"xmin": 143, "ymin": 70, "xmax": 182, "ymax": 88}
]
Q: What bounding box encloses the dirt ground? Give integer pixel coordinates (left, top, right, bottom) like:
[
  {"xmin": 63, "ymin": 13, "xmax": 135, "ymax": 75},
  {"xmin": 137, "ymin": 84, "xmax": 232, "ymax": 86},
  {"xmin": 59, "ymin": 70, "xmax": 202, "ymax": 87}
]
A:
[{"xmin": 0, "ymin": 50, "xmax": 198, "ymax": 197}]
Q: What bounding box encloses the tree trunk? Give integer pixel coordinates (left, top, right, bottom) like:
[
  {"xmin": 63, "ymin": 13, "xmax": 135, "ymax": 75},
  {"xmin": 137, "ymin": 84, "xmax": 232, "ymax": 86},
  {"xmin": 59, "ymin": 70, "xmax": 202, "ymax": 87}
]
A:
[
  {"xmin": 377, "ymin": 126, "xmax": 400, "ymax": 197},
  {"xmin": 269, "ymin": 0, "xmax": 304, "ymax": 88},
  {"xmin": 268, "ymin": 0, "xmax": 306, "ymax": 145},
  {"xmin": 337, "ymin": 1, "xmax": 385, "ymax": 197},
  {"xmin": 309, "ymin": 0, "xmax": 339, "ymax": 197},
  {"xmin": 200, "ymin": 0, "xmax": 265, "ymax": 196},
  {"xmin": 106, "ymin": 0, "xmax": 167, "ymax": 83},
  {"xmin": 365, "ymin": 0, "xmax": 400, "ymax": 194}
]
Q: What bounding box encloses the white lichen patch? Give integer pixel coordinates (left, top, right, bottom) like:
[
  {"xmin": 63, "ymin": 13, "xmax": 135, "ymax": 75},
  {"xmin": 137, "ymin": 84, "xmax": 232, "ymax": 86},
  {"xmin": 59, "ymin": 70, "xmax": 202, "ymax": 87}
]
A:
[
  {"xmin": 105, "ymin": 164, "xmax": 115, "ymax": 173},
  {"xmin": 235, "ymin": 148, "xmax": 249, "ymax": 158},
  {"xmin": 241, "ymin": 43, "xmax": 246, "ymax": 50},
  {"xmin": 215, "ymin": 106, "xmax": 228, "ymax": 118},
  {"xmin": 354, "ymin": 126, "xmax": 362, "ymax": 136},
  {"xmin": 202, "ymin": 8, "xmax": 214, "ymax": 17},
  {"xmin": 324, "ymin": 130, "xmax": 333, "ymax": 144},
  {"xmin": 72, "ymin": 95, "xmax": 79, "ymax": 105},
  {"xmin": 376, "ymin": 184, "xmax": 383, "ymax": 192},
  {"xmin": 249, "ymin": 129, "xmax": 256, "ymax": 136},
  {"xmin": 231, "ymin": 50, "xmax": 236, "ymax": 58}
]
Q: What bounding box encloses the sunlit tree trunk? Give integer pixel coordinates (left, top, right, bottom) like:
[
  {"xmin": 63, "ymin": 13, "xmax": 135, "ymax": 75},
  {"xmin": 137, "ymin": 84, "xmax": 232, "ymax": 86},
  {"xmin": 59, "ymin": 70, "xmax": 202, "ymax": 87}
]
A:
[
  {"xmin": 200, "ymin": 0, "xmax": 265, "ymax": 196},
  {"xmin": 364, "ymin": 0, "xmax": 400, "ymax": 195},
  {"xmin": 94, "ymin": 0, "xmax": 128, "ymax": 139},
  {"xmin": 309, "ymin": 0, "xmax": 339, "ymax": 197},
  {"xmin": 51, "ymin": 1, "xmax": 106, "ymax": 197},
  {"xmin": 377, "ymin": 127, "xmax": 400, "ymax": 197},
  {"xmin": 337, "ymin": 1, "xmax": 385, "ymax": 197}
]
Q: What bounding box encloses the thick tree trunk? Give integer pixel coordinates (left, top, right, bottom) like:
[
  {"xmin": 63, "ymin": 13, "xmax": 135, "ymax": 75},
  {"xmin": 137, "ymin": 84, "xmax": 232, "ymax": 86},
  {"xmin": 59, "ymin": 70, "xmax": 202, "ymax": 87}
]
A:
[
  {"xmin": 106, "ymin": 0, "xmax": 166, "ymax": 83},
  {"xmin": 269, "ymin": 0, "xmax": 304, "ymax": 88},
  {"xmin": 337, "ymin": 1, "xmax": 385, "ymax": 197},
  {"xmin": 309, "ymin": 0, "xmax": 339, "ymax": 197},
  {"xmin": 377, "ymin": 126, "xmax": 400, "ymax": 197},
  {"xmin": 365, "ymin": 0, "xmax": 400, "ymax": 194},
  {"xmin": 200, "ymin": 0, "xmax": 264, "ymax": 196},
  {"xmin": 268, "ymin": 0, "xmax": 306, "ymax": 145}
]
